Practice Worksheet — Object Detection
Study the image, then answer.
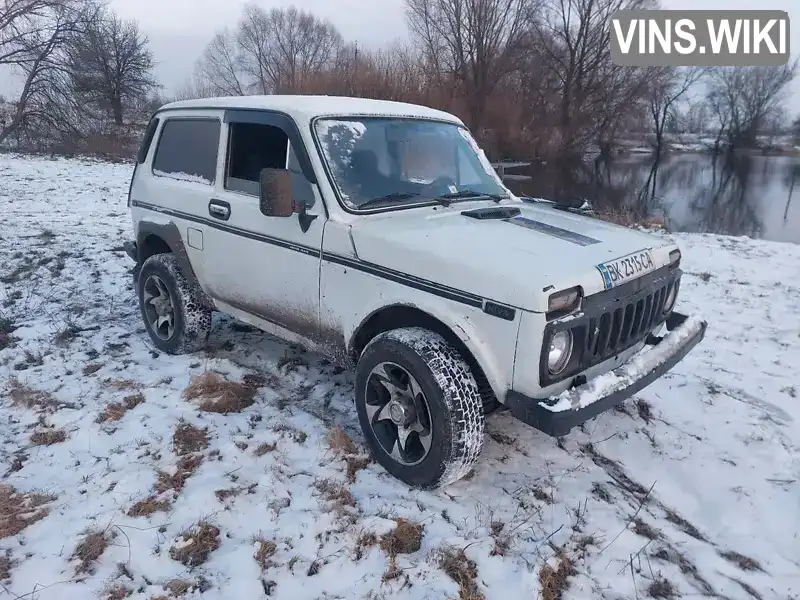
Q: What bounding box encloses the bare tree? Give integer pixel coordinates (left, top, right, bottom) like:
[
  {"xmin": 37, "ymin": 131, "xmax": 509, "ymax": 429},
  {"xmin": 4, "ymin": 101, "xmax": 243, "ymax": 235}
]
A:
[
  {"xmin": 405, "ymin": 0, "xmax": 530, "ymax": 133},
  {"xmin": 65, "ymin": 8, "xmax": 157, "ymax": 125},
  {"xmin": 0, "ymin": 0, "xmax": 86, "ymax": 145},
  {"xmin": 706, "ymin": 63, "xmax": 798, "ymax": 150},
  {"xmin": 534, "ymin": 0, "xmax": 653, "ymax": 153},
  {"xmin": 647, "ymin": 67, "xmax": 705, "ymax": 154},
  {"xmin": 197, "ymin": 29, "xmax": 247, "ymax": 96},
  {"xmin": 199, "ymin": 4, "xmax": 342, "ymax": 95}
]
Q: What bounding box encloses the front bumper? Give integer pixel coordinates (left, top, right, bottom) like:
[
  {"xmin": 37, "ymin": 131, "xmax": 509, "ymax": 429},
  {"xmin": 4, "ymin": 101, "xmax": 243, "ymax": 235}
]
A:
[{"xmin": 505, "ymin": 312, "xmax": 707, "ymax": 437}]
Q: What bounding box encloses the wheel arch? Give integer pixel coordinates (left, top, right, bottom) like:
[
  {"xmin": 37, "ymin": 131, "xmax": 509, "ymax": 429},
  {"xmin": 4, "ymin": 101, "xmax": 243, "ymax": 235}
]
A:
[
  {"xmin": 136, "ymin": 220, "xmax": 200, "ymax": 288},
  {"xmin": 349, "ymin": 304, "xmax": 500, "ymax": 413}
]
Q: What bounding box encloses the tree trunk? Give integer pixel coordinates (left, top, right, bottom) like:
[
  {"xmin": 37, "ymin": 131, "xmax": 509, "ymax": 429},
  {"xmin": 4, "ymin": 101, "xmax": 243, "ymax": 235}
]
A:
[{"xmin": 111, "ymin": 95, "xmax": 124, "ymax": 126}]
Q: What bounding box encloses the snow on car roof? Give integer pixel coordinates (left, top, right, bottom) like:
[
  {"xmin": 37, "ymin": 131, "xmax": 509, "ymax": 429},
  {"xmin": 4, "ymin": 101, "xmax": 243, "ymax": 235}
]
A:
[{"xmin": 159, "ymin": 95, "xmax": 465, "ymax": 125}]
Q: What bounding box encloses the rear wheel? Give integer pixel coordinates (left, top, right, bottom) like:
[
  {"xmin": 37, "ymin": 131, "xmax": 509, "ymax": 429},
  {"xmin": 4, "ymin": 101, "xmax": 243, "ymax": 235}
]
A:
[
  {"xmin": 355, "ymin": 327, "xmax": 485, "ymax": 489},
  {"xmin": 137, "ymin": 254, "xmax": 211, "ymax": 354}
]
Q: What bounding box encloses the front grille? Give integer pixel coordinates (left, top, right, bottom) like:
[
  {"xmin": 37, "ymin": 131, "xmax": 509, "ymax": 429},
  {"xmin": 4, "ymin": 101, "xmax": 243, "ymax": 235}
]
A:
[
  {"xmin": 539, "ymin": 266, "xmax": 681, "ymax": 387},
  {"xmin": 583, "ymin": 280, "xmax": 673, "ymax": 363}
]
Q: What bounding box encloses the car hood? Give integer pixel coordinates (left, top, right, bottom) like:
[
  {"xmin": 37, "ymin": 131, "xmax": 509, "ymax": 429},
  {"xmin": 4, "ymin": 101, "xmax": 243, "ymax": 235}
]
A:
[{"xmin": 348, "ymin": 201, "xmax": 677, "ymax": 312}]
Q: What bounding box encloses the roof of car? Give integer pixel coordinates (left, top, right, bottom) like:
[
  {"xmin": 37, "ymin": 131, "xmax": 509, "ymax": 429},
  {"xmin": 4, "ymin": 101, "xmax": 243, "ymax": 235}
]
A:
[{"xmin": 159, "ymin": 95, "xmax": 464, "ymax": 125}]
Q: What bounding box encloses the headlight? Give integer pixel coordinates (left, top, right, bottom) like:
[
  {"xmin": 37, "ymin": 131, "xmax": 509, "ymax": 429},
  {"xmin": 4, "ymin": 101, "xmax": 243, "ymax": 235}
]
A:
[
  {"xmin": 669, "ymin": 249, "xmax": 681, "ymax": 267},
  {"xmin": 548, "ymin": 287, "xmax": 582, "ymax": 314},
  {"xmin": 548, "ymin": 331, "xmax": 573, "ymax": 375},
  {"xmin": 663, "ymin": 282, "xmax": 678, "ymax": 313}
]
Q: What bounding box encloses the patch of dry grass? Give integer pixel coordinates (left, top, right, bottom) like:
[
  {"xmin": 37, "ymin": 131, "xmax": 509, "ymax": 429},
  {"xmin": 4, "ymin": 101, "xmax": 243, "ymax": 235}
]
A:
[
  {"xmin": 326, "ymin": 425, "xmax": 371, "ymax": 482},
  {"xmin": 438, "ymin": 546, "xmax": 483, "ymax": 600},
  {"xmin": 106, "ymin": 379, "xmax": 139, "ymax": 391},
  {"xmin": 73, "ymin": 529, "xmax": 111, "ymax": 574},
  {"xmin": 273, "ymin": 423, "xmax": 308, "ymax": 443},
  {"xmin": 718, "ymin": 550, "xmax": 764, "ymax": 572},
  {"xmin": 597, "ymin": 208, "xmax": 666, "ymax": 230},
  {"xmin": 380, "ymin": 518, "xmax": 424, "ymax": 556},
  {"xmin": 354, "ymin": 532, "xmax": 378, "ymax": 561},
  {"xmin": 182, "ymin": 371, "xmax": 256, "ymax": 414},
  {"xmin": 172, "ymin": 421, "xmax": 209, "ymax": 456},
  {"xmin": 254, "ymin": 442, "xmax": 276, "ymax": 456},
  {"xmin": 254, "ymin": 538, "xmax": 277, "ymax": 570},
  {"xmin": 490, "ymin": 521, "xmax": 509, "ymax": 557},
  {"xmin": 345, "ymin": 456, "xmax": 371, "ymax": 483},
  {"xmin": 0, "ymin": 485, "xmax": 55, "ymax": 539},
  {"xmin": 29, "ymin": 427, "xmax": 67, "ymax": 446},
  {"xmin": 648, "ymin": 575, "xmax": 676, "ymax": 598},
  {"xmin": 169, "ymin": 522, "xmax": 220, "ymax": 567},
  {"xmin": 328, "ymin": 425, "xmax": 358, "ymax": 455},
  {"xmin": 538, "ymin": 553, "xmax": 576, "ymax": 600},
  {"xmin": 156, "ymin": 455, "xmax": 204, "ymax": 494},
  {"xmin": 633, "ymin": 518, "xmax": 661, "ymax": 540},
  {"xmin": 163, "ymin": 579, "xmax": 195, "ymax": 596},
  {"xmin": 7, "ymin": 378, "xmax": 58, "ymax": 412},
  {"xmin": 127, "ymin": 496, "xmax": 171, "ymax": 517},
  {"xmin": 96, "ymin": 393, "xmax": 144, "ymax": 423},
  {"xmin": 315, "ymin": 479, "xmax": 356, "ymax": 513},
  {"xmin": 103, "ymin": 584, "xmax": 131, "ymax": 599},
  {"xmin": 83, "ymin": 363, "xmax": 103, "ymax": 376},
  {"xmin": 0, "ymin": 549, "xmax": 13, "ymax": 581}
]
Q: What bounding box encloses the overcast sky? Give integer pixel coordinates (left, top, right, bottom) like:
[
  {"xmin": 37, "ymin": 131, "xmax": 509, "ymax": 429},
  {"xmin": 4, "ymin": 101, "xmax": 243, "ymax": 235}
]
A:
[
  {"xmin": 110, "ymin": 0, "xmax": 799, "ymax": 110},
  {"xmin": 2, "ymin": 0, "xmax": 798, "ymax": 113}
]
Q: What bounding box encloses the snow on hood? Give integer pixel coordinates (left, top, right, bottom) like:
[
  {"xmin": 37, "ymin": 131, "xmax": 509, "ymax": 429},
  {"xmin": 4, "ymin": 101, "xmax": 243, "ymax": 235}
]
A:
[{"xmin": 348, "ymin": 201, "xmax": 677, "ymax": 312}]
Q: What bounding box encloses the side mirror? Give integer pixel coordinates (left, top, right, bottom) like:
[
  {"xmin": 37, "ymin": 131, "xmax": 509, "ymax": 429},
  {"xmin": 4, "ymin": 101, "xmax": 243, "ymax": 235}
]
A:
[{"xmin": 259, "ymin": 168, "xmax": 295, "ymax": 217}]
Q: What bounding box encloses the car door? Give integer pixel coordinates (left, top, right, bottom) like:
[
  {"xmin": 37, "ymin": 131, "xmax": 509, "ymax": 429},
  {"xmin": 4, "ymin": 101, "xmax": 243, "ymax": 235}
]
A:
[
  {"xmin": 135, "ymin": 113, "xmax": 223, "ymax": 287},
  {"xmin": 201, "ymin": 110, "xmax": 325, "ymax": 344}
]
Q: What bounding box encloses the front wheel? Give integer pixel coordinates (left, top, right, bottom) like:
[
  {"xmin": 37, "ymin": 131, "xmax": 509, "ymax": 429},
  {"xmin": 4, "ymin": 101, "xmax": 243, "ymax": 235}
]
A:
[{"xmin": 355, "ymin": 327, "xmax": 485, "ymax": 489}]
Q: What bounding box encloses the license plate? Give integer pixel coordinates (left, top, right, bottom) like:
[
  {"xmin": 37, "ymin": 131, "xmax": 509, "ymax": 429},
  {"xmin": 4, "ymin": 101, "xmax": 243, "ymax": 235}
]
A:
[{"xmin": 597, "ymin": 249, "xmax": 655, "ymax": 289}]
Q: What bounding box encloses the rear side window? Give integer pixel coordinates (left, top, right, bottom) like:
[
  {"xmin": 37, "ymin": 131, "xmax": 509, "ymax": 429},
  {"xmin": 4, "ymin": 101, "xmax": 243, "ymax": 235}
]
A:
[
  {"xmin": 153, "ymin": 118, "xmax": 220, "ymax": 185},
  {"xmin": 136, "ymin": 117, "xmax": 160, "ymax": 163}
]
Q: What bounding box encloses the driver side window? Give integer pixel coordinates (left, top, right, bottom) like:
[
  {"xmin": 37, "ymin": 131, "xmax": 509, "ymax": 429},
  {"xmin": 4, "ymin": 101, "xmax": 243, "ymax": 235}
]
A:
[{"xmin": 225, "ymin": 121, "xmax": 315, "ymax": 208}]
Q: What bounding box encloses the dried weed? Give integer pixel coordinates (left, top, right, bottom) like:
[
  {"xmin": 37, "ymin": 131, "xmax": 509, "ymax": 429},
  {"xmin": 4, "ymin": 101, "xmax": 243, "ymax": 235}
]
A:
[
  {"xmin": 254, "ymin": 538, "xmax": 277, "ymax": 570},
  {"xmin": 438, "ymin": 546, "xmax": 483, "ymax": 600},
  {"xmin": 379, "ymin": 518, "xmax": 423, "ymax": 556},
  {"xmin": 127, "ymin": 496, "xmax": 171, "ymax": 517},
  {"xmin": 183, "ymin": 371, "xmax": 255, "ymax": 414},
  {"xmin": 30, "ymin": 427, "xmax": 67, "ymax": 446},
  {"xmin": 538, "ymin": 553, "xmax": 576, "ymax": 600},
  {"xmin": 73, "ymin": 529, "xmax": 111, "ymax": 573},
  {"xmin": 172, "ymin": 421, "xmax": 209, "ymax": 456},
  {"xmin": 169, "ymin": 522, "xmax": 221, "ymax": 567},
  {"xmin": 0, "ymin": 485, "xmax": 55, "ymax": 538}
]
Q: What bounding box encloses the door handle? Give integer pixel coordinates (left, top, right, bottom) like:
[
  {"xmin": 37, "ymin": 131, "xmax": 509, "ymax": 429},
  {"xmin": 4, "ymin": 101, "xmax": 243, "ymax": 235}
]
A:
[{"xmin": 208, "ymin": 200, "xmax": 231, "ymax": 221}]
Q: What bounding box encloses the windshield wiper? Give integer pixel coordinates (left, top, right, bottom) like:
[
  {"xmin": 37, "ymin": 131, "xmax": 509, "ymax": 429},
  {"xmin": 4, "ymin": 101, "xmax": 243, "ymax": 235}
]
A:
[
  {"xmin": 358, "ymin": 192, "xmax": 421, "ymax": 209},
  {"xmin": 436, "ymin": 189, "xmax": 508, "ymax": 204}
]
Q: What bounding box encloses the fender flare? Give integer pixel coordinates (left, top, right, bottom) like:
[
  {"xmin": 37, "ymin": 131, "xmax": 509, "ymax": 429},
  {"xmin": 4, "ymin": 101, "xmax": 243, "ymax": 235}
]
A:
[
  {"xmin": 347, "ymin": 300, "xmax": 510, "ymax": 402},
  {"xmin": 136, "ymin": 220, "xmax": 200, "ymax": 289}
]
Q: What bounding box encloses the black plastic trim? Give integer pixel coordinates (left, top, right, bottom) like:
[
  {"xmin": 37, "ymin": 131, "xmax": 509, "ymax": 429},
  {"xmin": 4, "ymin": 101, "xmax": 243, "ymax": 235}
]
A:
[
  {"xmin": 507, "ymin": 312, "xmax": 707, "ymax": 437},
  {"xmin": 538, "ymin": 266, "xmax": 679, "ymax": 388}
]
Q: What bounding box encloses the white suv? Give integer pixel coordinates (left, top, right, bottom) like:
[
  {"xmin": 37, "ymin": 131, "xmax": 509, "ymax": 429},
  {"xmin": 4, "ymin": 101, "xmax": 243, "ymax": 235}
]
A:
[{"xmin": 125, "ymin": 95, "xmax": 707, "ymax": 488}]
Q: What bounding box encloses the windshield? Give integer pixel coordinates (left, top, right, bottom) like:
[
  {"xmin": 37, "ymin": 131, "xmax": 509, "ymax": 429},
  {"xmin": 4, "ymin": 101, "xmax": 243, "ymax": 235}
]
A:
[{"xmin": 314, "ymin": 117, "xmax": 510, "ymax": 210}]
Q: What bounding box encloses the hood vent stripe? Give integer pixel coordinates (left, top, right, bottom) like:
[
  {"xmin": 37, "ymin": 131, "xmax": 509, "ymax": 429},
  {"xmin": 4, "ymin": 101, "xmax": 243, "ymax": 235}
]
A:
[{"xmin": 506, "ymin": 216, "xmax": 601, "ymax": 246}]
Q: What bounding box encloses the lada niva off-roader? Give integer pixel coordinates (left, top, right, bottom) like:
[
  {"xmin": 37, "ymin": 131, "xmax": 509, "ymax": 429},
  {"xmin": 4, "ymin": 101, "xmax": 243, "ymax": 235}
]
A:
[{"xmin": 125, "ymin": 95, "xmax": 707, "ymax": 489}]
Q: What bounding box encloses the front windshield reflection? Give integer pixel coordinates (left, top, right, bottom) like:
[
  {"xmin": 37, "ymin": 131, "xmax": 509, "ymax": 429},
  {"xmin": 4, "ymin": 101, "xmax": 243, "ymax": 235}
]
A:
[{"xmin": 315, "ymin": 118, "xmax": 509, "ymax": 210}]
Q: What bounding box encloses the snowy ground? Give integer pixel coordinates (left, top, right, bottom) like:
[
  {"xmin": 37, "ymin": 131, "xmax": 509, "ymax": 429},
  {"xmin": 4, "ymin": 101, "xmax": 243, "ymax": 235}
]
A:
[{"xmin": 0, "ymin": 153, "xmax": 798, "ymax": 600}]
